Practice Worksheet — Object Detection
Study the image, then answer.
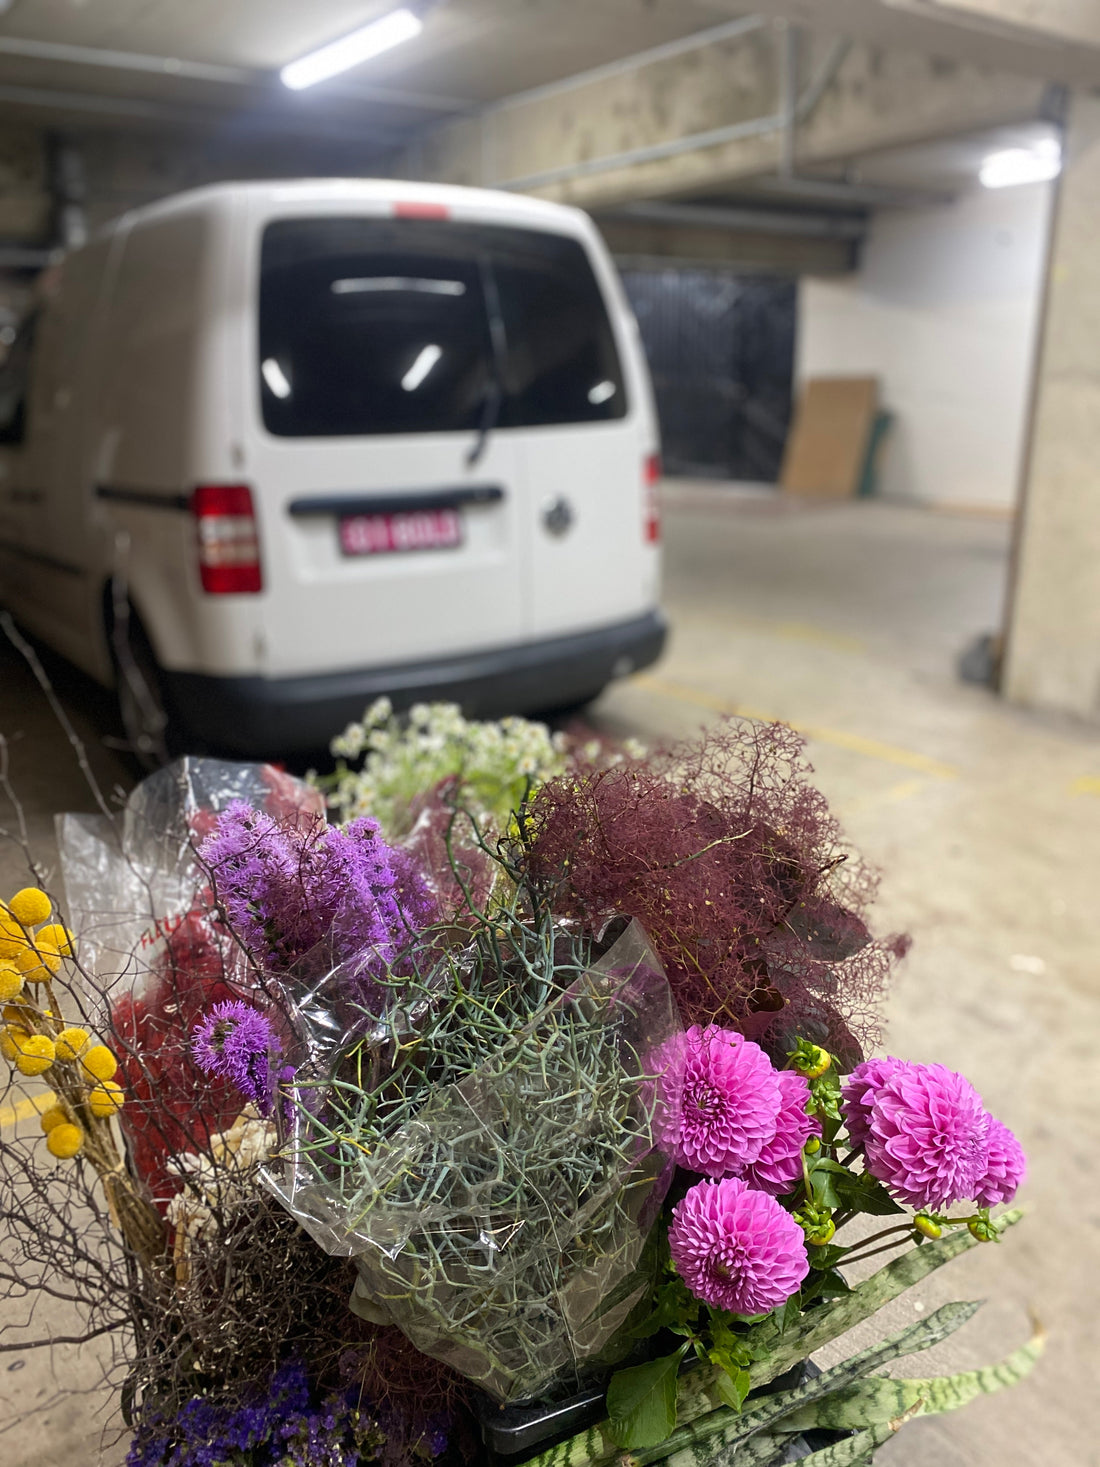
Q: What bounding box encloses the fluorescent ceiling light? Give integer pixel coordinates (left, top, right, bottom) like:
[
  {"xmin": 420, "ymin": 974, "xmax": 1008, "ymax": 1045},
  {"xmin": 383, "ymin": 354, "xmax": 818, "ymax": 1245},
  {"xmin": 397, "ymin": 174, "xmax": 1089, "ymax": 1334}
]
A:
[
  {"xmin": 402, "ymin": 343, "xmax": 442, "ymax": 392},
  {"xmin": 281, "ymin": 9, "xmax": 422, "ymax": 90},
  {"xmin": 979, "ymin": 139, "xmax": 1061, "ymax": 189},
  {"xmin": 331, "ymin": 276, "xmax": 465, "ymax": 295},
  {"xmin": 262, "ymin": 358, "xmax": 292, "ymax": 398}
]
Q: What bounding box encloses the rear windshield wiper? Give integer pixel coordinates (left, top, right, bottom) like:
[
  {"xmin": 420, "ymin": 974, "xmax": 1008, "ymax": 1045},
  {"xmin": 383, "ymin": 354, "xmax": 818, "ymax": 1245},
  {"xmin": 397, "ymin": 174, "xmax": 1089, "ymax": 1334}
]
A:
[{"xmin": 467, "ymin": 254, "xmax": 507, "ymax": 469}]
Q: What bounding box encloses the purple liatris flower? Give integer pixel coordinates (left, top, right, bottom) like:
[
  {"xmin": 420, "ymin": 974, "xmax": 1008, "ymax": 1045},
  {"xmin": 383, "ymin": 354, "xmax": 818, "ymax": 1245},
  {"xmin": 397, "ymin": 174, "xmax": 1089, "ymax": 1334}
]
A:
[
  {"xmin": 974, "ymin": 1116, "xmax": 1026, "ymax": 1207},
  {"xmin": 192, "ymin": 1000, "xmax": 281, "ymax": 1116},
  {"xmin": 669, "ymin": 1175, "xmax": 808, "ymax": 1314},
  {"xmin": 851, "ymin": 1059, "xmax": 993, "ymax": 1210},
  {"xmin": 741, "ymin": 1068, "xmax": 821, "ymax": 1196},
  {"xmin": 200, "ymin": 801, "xmax": 436, "ymax": 978},
  {"xmin": 652, "ymin": 1025, "xmax": 783, "ymax": 1176}
]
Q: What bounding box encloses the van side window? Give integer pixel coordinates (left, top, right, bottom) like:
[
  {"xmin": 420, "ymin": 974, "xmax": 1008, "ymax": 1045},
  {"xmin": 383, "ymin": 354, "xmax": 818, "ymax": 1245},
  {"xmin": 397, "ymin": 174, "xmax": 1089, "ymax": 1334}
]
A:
[
  {"xmin": 0, "ymin": 314, "xmax": 37, "ymax": 445},
  {"xmin": 259, "ymin": 218, "xmax": 627, "ymax": 438}
]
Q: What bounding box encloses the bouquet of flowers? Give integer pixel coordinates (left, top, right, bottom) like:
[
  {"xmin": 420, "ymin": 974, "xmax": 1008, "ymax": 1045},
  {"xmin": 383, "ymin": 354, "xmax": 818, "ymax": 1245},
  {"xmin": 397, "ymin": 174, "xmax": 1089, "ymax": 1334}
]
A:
[{"xmin": 0, "ymin": 707, "xmax": 1039, "ymax": 1467}]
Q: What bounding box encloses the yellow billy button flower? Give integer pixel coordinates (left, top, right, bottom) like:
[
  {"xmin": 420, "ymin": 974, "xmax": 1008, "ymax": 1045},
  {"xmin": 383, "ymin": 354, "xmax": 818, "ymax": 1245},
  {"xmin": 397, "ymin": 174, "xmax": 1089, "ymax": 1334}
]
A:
[
  {"xmin": 0, "ymin": 1026, "xmax": 26, "ymax": 1061},
  {"xmin": 35, "ymin": 923, "xmax": 75, "ymax": 958},
  {"xmin": 40, "ymin": 1105, "xmax": 70, "ymax": 1134},
  {"xmin": 46, "ymin": 1123, "xmax": 85, "ymax": 1159},
  {"xmin": 0, "ymin": 961, "xmax": 24, "ymax": 1002},
  {"xmin": 6, "ymin": 888, "xmax": 52, "ymax": 927},
  {"xmin": 913, "ymin": 1214, "xmax": 943, "ymax": 1241},
  {"xmin": 81, "ymin": 1045, "xmax": 119, "ymax": 1082},
  {"xmin": 0, "ymin": 916, "xmax": 25, "ymax": 959},
  {"xmin": 15, "ymin": 1033, "xmax": 56, "ymax": 1076},
  {"xmin": 15, "ymin": 940, "xmax": 62, "ymax": 983},
  {"xmin": 88, "ymin": 1079, "xmax": 124, "ymax": 1117},
  {"xmin": 55, "ymin": 1026, "xmax": 90, "ymax": 1061}
]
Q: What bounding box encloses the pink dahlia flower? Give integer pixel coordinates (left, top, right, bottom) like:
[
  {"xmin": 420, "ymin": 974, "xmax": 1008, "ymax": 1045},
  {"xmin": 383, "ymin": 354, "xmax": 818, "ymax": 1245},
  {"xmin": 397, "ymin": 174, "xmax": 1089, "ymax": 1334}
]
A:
[
  {"xmin": 862, "ymin": 1062, "xmax": 992, "ymax": 1210},
  {"xmin": 840, "ymin": 1056, "xmax": 907, "ymax": 1150},
  {"xmin": 669, "ymin": 1176, "xmax": 809, "ymax": 1314},
  {"xmin": 651, "ymin": 1026, "xmax": 783, "ymax": 1176},
  {"xmin": 974, "ymin": 1117, "xmax": 1026, "ymax": 1207},
  {"xmin": 741, "ymin": 1069, "xmax": 821, "ymax": 1196}
]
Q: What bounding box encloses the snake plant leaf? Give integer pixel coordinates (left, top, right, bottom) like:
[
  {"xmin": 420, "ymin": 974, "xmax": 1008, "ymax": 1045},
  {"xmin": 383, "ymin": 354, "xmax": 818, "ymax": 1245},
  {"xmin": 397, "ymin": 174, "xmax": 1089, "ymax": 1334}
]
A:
[
  {"xmin": 777, "ymin": 1419, "xmax": 902, "ymax": 1466},
  {"xmin": 673, "ymin": 1209, "xmax": 1023, "ymax": 1430},
  {"xmin": 770, "ymin": 1319, "xmax": 1046, "ymax": 1433},
  {"xmin": 616, "ymin": 1302, "xmax": 979, "ymax": 1467}
]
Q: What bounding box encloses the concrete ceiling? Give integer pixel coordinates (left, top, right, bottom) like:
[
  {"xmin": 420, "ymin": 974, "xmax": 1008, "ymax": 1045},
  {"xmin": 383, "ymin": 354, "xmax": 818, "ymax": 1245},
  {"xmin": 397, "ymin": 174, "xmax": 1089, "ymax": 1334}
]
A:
[
  {"xmin": 0, "ymin": 0, "xmax": 756, "ymax": 137},
  {"xmin": 1, "ymin": 0, "xmax": 1099, "ymax": 149}
]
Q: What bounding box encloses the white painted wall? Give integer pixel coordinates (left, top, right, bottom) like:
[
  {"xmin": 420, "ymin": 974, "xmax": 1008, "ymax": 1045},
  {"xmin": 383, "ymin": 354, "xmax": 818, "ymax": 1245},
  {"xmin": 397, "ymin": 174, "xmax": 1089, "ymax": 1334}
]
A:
[{"xmin": 796, "ymin": 180, "xmax": 1055, "ymax": 509}]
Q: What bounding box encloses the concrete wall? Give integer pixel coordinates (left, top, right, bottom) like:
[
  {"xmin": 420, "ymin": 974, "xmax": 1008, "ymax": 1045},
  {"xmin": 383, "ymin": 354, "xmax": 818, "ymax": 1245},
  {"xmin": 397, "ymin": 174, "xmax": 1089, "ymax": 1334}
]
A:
[
  {"xmin": 1002, "ymin": 90, "xmax": 1100, "ymax": 719},
  {"xmin": 796, "ymin": 179, "xmax": 1054, "ymax": 509}
]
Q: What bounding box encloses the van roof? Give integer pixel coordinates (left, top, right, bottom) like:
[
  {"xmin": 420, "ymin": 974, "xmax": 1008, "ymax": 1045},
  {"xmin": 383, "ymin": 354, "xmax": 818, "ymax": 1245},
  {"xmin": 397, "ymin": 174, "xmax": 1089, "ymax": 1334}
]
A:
[{"xmin": 104, "ymin": 178, "xmax": 591, "ymax": 237}]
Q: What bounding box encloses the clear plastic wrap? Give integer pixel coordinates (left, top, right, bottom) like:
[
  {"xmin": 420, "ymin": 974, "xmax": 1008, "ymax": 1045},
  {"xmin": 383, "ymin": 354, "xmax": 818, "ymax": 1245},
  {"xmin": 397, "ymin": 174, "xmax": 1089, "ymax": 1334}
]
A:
[
  {"xmin": 264, "ymin": 918, "xmax": 681, "ymax": 1403},
  {"xmin": 56, "ymin": 758, "xmax": 324, "ymax": 1208},
  {"xmin": 57, "ymin": 758, "xmax": 324, "ymax": 1002}
]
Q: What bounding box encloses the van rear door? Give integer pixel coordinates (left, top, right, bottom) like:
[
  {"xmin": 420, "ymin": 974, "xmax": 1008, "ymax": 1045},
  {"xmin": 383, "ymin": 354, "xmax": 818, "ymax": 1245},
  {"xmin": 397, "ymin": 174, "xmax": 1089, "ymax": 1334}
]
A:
[
  {"xmin": 483, "ymin": 226, "xmax": 654, "ymax": 641},
  {"xmin": 246, "ymin": 214, "xmax": 525, "ymax": 682}
]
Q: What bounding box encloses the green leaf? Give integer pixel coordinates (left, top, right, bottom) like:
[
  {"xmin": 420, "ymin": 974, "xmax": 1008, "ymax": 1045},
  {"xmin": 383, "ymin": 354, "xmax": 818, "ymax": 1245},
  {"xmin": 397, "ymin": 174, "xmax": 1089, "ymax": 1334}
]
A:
[
  {"xmin": 807, "ymin": 1243, "xmax": 848, "ymax": 1271},
  {"xmin": 771, "ymin": 1319, "xmax": 1046, "ymax": 1433},
  {"xmin": 628, "ymin": 1277, "xmax": 698, "ymax": 1340},
  {"xmin": 606, "ymin": 1347, "xmax": 687, "ymax": 1449},
  {"xmin": 715, "ymin": 1366, "xmax": 752, "ymax": 1412},
  {"xmin": 831, "ymin": 1169, "xmax": 905, "ymax": 1217}
]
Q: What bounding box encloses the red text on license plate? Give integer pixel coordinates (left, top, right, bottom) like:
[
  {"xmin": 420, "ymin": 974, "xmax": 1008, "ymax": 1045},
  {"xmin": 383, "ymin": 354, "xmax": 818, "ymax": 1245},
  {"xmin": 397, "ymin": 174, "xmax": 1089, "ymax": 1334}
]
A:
[{"xmin": 339, "ymin": 508, "xmax": 463, "ymax": 556}]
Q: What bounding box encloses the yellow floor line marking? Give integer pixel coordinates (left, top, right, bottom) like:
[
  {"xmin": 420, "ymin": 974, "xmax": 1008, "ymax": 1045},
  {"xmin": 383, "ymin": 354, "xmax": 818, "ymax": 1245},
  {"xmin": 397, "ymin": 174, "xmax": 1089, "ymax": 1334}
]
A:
[
  {"xmin": 632, "ymin": 674, "xmax": 959, "ymax": 780},
  {"xmin": 1070, "ymin": 775, "xmax": 1100, "ymax": 797},
  {"xmin": 0, "ymin": 1089, "xmax": 57, "ymax": 1130}
]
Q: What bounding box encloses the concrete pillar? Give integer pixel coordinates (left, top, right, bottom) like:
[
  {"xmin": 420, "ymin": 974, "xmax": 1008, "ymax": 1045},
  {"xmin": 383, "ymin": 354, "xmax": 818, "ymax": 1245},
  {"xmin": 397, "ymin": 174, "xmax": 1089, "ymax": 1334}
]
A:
[{"xmin": 1002, "ymin": 91, "xmax": 1100, "ymax": 719}]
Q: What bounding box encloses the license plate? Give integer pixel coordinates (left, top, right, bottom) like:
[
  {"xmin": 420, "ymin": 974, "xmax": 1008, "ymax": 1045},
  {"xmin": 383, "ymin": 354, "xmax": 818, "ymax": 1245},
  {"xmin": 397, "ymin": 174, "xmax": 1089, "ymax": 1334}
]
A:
[{"xmin": 338, "ymin": 507, "xmax": 463, "ymax": 556}]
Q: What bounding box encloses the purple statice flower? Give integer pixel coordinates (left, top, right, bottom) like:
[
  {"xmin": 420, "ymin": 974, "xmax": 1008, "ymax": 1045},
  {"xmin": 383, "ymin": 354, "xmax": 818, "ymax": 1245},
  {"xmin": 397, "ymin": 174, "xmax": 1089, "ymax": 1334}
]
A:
[
  {"xmin": 652, "ymin": 1025, "xmax": 783, "ymax": 1176},
  {"xmin": 127, "ymin": 1357, "xmax": 386, "ymax": 1467},
  {"xmin": 860, "ymin": 1061, "xmax": 992, "ymax": 1210},
  {"xmin": 840, "ymin": 1055, "xmax": 908, "ymax": 1150},
  {"xmin": 192, "ymin": 999, "xmax": 281, "ymax": 1116},
  {"xmin": 741, "ymin": 1068, "xmax": 821, "ymax": 1196},
  {"xmin": 200, "ymin": 802, "xmax": 436, "ymax": 979},
  {"xmin": 669, "ymin": 1175, "xmax": 809, "ymax": 1314},
  {"xmin": 974, "ymin": 1116, "xmax": 1026, "ymax": 1207}
]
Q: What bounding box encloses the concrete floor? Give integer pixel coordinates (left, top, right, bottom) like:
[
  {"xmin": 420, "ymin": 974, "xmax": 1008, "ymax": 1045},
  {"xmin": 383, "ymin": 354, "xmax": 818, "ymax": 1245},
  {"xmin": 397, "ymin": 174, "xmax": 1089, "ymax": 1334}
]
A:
[{"xmin": 2, "ymin": 483, "xmax": 1098, "ymax": 1464}]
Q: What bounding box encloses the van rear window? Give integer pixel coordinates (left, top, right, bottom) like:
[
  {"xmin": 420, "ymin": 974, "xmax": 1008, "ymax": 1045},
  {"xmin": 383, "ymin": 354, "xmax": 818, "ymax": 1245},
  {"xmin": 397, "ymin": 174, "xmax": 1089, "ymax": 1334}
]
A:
[{"xmin": 259, "ymin": 218, "xmax": 627, "ymax": 437}]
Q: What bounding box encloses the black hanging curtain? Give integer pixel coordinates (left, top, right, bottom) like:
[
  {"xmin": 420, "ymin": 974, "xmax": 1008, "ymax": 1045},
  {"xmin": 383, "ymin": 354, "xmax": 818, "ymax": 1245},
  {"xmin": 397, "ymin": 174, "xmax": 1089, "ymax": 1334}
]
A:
[{"xmin": 619, "ymin": 267, "xmax": 795, "ymax": 482}]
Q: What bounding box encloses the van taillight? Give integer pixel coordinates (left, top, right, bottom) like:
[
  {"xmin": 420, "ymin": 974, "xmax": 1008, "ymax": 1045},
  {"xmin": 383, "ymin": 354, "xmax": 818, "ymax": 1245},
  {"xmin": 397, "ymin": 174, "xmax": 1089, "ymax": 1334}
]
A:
[
  {"xmin": 643, "ymin": 453, "xmax": 662, "ymax": 544},
  {"xmin": 192, "ymin": 485, "xmax": 262, "ymax": 594}
]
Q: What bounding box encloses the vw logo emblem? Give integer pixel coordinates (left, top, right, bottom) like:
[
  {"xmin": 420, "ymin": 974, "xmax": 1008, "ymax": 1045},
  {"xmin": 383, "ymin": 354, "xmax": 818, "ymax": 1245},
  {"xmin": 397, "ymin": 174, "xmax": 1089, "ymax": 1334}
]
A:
[{"xmin": 542, "ymin": 495, "xmax": 574, "ymax": 537}]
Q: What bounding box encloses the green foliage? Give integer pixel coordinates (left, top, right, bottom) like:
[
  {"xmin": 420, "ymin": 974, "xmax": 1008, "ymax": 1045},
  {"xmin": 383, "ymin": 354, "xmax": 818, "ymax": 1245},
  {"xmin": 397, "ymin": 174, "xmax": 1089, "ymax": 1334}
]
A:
[{"xmin": 606, "ymin": 1346, "xmax": 688, "ymax": 1449}]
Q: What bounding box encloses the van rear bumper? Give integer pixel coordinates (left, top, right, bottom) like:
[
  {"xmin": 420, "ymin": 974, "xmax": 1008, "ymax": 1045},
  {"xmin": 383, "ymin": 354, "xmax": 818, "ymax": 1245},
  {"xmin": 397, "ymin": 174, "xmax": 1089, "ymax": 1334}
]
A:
[{"xmin": 162, "ymin": 609, "xmax": 667, "ymax": 756}]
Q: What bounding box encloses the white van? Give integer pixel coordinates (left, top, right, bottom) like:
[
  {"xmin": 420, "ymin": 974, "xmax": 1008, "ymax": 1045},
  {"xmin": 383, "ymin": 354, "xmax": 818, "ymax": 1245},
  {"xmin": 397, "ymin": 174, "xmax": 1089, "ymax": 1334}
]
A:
[{"xmin": 0, "ymin": 179, "xmax": 665, "ymax": 758}]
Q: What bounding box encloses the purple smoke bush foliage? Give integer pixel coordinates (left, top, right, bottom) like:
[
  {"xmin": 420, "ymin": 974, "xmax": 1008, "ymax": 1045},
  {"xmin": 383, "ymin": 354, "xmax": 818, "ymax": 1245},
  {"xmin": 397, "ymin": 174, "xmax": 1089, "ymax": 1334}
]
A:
[{"xmin": 200, "ymin": 803, "xmax": 436, "ymax": 978}]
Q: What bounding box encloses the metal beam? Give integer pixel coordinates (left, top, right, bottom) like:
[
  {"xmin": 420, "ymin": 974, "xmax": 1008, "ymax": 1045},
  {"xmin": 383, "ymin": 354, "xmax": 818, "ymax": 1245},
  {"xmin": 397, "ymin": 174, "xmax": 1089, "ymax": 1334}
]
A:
[
  {"xmin": 608, "ymin": 200, "xmax": 866, "ymax": 239},
  {"xmin": 0, "ymin": 80, "xmax": 404, "ymax": 149}
]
